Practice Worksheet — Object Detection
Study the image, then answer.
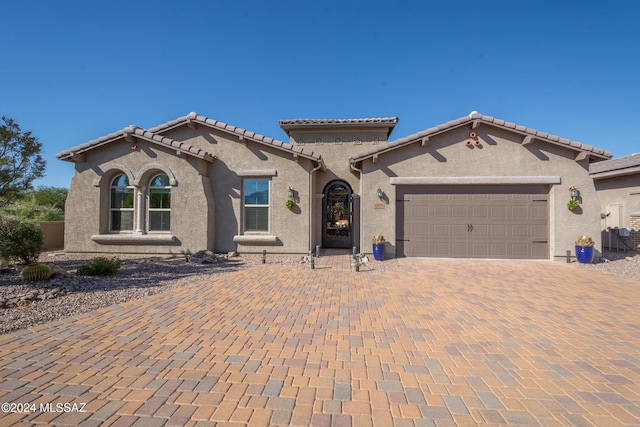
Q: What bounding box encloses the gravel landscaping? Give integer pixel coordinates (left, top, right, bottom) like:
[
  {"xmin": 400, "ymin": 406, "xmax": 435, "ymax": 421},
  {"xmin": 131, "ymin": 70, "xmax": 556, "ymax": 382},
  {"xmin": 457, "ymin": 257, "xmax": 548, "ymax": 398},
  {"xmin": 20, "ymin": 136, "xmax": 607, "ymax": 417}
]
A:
[{"xmin": 0, "ymin": 249, "xmax": 637, "ymax": 335}]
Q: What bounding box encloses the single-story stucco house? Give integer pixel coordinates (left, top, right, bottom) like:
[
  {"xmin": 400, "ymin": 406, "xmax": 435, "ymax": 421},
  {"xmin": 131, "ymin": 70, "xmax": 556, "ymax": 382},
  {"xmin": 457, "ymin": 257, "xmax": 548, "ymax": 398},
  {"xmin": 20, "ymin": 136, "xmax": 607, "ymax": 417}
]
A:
[{"xmin": 58, "ymin": 111, "xmax": 636, "ymax": 261}]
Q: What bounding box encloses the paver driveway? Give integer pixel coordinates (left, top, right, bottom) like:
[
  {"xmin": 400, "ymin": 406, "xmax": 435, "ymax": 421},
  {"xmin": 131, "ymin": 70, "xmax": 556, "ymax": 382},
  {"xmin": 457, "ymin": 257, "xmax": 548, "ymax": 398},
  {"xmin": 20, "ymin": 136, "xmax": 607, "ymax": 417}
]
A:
[{"xmin": 0, "ymin": 256, "xmax": 639, "ymax": 426}]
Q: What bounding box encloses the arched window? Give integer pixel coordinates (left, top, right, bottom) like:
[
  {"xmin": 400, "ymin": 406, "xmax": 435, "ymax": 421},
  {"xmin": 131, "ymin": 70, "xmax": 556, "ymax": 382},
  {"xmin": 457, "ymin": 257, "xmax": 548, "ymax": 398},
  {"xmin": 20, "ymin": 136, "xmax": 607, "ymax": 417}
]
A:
[
  {"xmin": 110, "ymin": 174, "xmax": 134, "ymax": 231},
  {"xmin": 148, "ymin": 174, "xmax": 171, "ymax": 231}
]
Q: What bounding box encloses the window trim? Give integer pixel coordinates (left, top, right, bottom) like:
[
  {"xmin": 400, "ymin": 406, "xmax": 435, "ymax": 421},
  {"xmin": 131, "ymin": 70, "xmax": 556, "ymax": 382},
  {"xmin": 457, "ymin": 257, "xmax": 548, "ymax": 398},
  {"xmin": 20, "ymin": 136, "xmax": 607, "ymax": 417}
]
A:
[
  {"xmin": 242, "ymin": 178, "xmax": 271, "ymax": 233},
  {"xmin": 147, "ymin": 173, "xmax": 172, "ymax": 233},
  {"xmin": 109, "ymin": 174, "xmax": 135, "ymax": 232}
]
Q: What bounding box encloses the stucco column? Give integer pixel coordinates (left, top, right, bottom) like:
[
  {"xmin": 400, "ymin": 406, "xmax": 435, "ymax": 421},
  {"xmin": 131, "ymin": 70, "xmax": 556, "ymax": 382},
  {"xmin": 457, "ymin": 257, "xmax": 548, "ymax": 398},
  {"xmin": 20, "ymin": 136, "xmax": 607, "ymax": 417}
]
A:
[{"xmin": 136, "ymin": 187, "xmax": 146, "ymax": 234}]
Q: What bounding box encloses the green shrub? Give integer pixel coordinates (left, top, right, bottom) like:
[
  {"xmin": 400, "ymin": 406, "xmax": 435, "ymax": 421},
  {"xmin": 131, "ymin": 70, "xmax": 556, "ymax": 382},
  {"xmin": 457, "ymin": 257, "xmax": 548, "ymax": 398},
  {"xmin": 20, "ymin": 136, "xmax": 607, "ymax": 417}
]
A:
[
  {"xmin": 0, "ymin": 215, "xmax": 44, "ymax": 264},
  {"xmin": 76, "ymin": 257, "xmax": 121, "ymax": 276}
]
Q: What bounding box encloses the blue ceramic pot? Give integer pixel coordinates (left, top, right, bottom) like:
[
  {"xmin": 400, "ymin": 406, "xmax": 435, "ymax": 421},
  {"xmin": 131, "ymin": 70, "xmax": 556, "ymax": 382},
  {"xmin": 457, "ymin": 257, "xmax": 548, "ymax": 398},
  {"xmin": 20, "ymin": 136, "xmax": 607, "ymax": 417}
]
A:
[
  {"xmin": 575, "ymin": 245, "xmax": 594, "ymax": 264},
  {"xmin": 372, "ymin": 243, "xmax": 385, "ymax": 261}
]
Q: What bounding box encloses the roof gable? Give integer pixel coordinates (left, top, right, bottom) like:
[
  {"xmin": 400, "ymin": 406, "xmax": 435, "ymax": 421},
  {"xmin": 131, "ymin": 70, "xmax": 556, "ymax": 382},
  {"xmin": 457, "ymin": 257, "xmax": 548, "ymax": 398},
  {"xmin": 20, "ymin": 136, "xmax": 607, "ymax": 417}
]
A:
[
  {"xmin": 56, "ymin": 125, "xmax": 216, "ymax": 163},
  {"xmin": 150, "ymin": 112, "xmax": 324, "ymax": 164},
  {"xmin": 350, "ymin": 112, "xmax": 612, "ymax": 164}
]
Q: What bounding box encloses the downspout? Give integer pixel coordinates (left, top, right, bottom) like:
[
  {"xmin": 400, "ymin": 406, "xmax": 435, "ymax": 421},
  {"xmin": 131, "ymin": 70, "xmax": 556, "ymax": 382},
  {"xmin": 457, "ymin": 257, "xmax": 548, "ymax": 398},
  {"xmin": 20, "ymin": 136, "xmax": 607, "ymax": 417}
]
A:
[
  {"xmin": 309, "ymin": 157, "xmax": 324, "ymax": 253},
  {"xmin": 350, "ymin": 159, "xmax": 363, "ymax": 253}
]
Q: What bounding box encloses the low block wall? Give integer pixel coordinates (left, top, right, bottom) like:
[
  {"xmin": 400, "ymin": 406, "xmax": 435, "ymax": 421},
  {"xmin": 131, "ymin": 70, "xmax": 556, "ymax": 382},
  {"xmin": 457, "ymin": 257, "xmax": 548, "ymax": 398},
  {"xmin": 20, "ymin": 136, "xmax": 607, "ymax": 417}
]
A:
[{"xmin": 39, "ymin": 221, "xmax": 64, "ymax": 250}]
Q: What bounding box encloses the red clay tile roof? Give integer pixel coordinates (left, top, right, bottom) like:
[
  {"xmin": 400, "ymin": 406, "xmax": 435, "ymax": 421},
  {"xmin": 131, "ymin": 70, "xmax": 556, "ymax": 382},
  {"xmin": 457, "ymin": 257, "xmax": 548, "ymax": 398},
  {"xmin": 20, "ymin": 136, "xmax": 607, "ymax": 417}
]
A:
[{"xmin": 350, "ymin": 112, "xmax": 612, "ymax": 164}]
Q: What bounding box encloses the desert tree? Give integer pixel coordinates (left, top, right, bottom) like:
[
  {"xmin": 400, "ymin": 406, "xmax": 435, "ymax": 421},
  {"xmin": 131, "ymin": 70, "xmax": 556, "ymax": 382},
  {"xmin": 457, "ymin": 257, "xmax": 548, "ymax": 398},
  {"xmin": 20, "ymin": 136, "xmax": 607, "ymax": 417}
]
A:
[{"xmin": 0, "ymin": 116, "xmax": 46, "ymax": 207}]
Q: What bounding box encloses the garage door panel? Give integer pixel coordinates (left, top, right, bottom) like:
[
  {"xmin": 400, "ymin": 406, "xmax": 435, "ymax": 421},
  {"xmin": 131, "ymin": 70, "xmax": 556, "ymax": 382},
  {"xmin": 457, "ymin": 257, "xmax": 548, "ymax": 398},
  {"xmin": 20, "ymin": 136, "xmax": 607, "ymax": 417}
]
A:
[
  {"xmin": 396, "ymin": 185, "xmax": 548, "ymax": 259},
  {"xmin": 472, "ymin": 206, "xmax": 489, "ymax": 219},
  {"xmin": 491, "ymin": 224, "xmax": 507, "ymax": 238},
  {"xmin": 531, "ymin": 225, "xmax": 547, "ymax": 239},
  {"xmin": 531, "ymin": 243, "xmax": 548, "ymax": 257},
  {"xmin": 511, "ymin": 243, "xmax": 530, "ymax": 258},
  {"xmin": 512, "ymin": 206, "xmax": 528, "ymax": 219},
  {"xmin": 511, "ymin": 225, "xmax": 529, "ymax": 238},
  {"xmin": 490, "ymin": 206, "xmax": 507, "ymax": 218},
  {"xmin": 433, "ymin": 225, "xmax": 450, "ymax": 238},
  {"xmin": 472, "ymin": 224, "xmax": 489, "ymax": 238},
  {"xmin": 433, "ymin": 206, "xmax": 450, "ymax": 217},
  {"xmin": 451, "ymin": 206, "xmax": 468, "ymax": 217},
  {"xmin": 490, "ymin": 244, "xmax": 508, "ymax": 257},
  {"xmin": 531, "ymin": 205, "xmax": 547, "ymax": 219},
  {"xmin": 451, "ymin": 224, "xmax": 467, "ymax": 238}
]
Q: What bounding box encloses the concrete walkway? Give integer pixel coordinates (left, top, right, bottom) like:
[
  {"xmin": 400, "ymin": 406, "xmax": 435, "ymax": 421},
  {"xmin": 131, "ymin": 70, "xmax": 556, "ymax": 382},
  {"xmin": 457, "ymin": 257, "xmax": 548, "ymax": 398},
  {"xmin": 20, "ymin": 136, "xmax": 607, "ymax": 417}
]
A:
[{"xmin": 0, "ymin": 255, "xmax": 639, "ymax": 426}]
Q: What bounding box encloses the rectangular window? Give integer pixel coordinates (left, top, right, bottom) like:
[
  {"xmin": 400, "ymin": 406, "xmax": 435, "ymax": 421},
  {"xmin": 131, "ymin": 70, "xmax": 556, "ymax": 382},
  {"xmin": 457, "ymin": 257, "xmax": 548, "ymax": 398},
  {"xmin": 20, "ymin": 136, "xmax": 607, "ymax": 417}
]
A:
[
  {"xmin": 148, "ymin": 186, "xmax": 171, "ymax": 232},
  {"xmin": 244, "ymin": 179, "xmax": 269, "ymax": 232},
  {"xmin": 110, "ymin": 187, "xmax": 134, "ymax": 231}
]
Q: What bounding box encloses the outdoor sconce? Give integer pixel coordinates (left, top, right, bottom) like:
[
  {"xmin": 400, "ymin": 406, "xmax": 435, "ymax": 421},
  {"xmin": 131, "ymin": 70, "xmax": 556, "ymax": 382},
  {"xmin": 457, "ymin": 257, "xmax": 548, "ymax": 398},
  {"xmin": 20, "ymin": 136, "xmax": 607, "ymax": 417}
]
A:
[
  {"xmin": 569, "ymin": 185, "xmax": 579, "ymax": 200},
  {"xmin": 376, "ymin": 188, "xmax": 384, "ymax": 199},
  {"xmin": 287, "ymin": 186, "xmax": 294, "ymax": 199}
]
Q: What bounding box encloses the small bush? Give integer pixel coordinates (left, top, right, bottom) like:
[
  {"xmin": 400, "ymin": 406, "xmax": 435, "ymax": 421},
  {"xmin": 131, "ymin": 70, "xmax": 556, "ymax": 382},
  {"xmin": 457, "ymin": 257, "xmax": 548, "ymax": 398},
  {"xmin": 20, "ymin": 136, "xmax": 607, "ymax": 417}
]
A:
[
  {"xmin": 77, "ymin": 257, "xmax": 121, "ymax": 276},
  {"xmin": 0, "ymin": 215, "xmax": 44, "ymax": 264}
]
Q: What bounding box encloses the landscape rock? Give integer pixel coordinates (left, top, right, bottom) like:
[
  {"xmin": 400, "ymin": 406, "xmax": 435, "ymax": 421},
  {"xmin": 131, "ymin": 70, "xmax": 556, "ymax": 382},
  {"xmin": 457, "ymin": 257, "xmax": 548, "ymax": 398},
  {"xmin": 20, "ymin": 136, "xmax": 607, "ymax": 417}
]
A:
[
  {"xmin": 48, "ymin": 264, "xmax": 71, "ymax": 279},
  {"xmin": 187, "ymin": 250, "xmax": 219, "ymax": 264}
]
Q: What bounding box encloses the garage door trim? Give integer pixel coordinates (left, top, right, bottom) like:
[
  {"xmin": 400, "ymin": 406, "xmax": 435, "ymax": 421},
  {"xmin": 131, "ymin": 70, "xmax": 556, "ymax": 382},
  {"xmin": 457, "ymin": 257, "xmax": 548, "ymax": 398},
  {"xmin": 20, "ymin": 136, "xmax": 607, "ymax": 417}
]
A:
[{"xmin": 390, "ymin": 176, "xmax": 561, "ymax": 185}]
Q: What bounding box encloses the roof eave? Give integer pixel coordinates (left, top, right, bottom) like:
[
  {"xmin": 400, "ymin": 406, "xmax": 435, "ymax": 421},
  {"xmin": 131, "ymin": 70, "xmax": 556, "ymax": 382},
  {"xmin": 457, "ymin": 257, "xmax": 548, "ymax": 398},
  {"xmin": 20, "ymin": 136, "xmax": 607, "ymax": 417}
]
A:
[
  {"xmin": 351, "ymin": 115, "xmax": 612, "ymax": 164},
  {"xmin": 591, "ymin": 165, "xmax": 640, "ymax": 180}
]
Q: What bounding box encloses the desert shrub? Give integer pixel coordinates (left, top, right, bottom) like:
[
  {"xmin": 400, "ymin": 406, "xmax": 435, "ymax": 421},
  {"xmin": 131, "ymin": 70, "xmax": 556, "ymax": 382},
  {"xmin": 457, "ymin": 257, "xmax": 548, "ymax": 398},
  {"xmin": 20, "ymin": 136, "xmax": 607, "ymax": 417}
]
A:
[
  {"xmin": 76, "ymin": 257, "xmax": 121, "ymax": 276},
  {"xmin": 0, "ymin": 215, "xmax": 43, "ymax": 264}
]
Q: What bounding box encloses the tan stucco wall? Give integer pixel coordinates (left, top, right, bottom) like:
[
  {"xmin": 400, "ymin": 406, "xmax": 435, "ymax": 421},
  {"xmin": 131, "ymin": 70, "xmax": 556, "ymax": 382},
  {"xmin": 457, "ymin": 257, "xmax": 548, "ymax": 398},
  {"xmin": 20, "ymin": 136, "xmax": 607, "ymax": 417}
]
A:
[
  {"xmin": 357, "ymin": 125, "xmax": 602, "ymax": 260},
  {"xmin": 64, "ymin": 139, "xmax": 214, "ymax": 254},
  {"xmin": 160, "ymin": 126, "xmax": 315, "ymax": 254},
  {"xmin": 594, "ymin": 174, "xmax": 640, "ymax": 230},
  {"xmin": 285, "ymin": 127, "xmax": 390, "ymax": 252}
]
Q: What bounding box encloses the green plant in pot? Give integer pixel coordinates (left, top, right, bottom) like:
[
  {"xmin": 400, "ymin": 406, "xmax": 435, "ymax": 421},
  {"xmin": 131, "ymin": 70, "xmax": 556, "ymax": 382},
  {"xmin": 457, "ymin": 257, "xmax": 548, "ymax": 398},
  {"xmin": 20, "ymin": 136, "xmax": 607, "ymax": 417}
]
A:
[
  {"xmin": 567, "ymin": 199, "xmax": 579, "ymax": 211},
  {"xmin": 372, "ymin": 234, "xmax": 385, "ymax": 261},
  {"xmin": 575, "ymin": 235, "xmax": 595, "ymax": 264}
]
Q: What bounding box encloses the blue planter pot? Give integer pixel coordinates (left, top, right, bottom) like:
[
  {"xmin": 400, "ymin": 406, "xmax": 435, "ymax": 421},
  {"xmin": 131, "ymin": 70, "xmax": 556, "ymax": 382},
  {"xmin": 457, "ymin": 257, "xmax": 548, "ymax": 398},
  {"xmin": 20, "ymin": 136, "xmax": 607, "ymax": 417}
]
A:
[
  {"xmin": 575, "ymin": 245, "xmax": 594, "ymax": 264},
  {"xmin": 372, "ymin": 243, "xmax": 385, "ymax": 261}
]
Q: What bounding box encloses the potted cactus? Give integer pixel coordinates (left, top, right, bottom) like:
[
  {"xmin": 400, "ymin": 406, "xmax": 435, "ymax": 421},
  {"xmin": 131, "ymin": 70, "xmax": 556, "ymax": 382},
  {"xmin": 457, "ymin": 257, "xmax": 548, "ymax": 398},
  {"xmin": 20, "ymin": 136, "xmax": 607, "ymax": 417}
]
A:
[
  {"xmin": 575, "ymin": 235, "xmax": 595, "ymax": 264},
  {"xmin": 372, "ymin": 234, "xmax": 385, "ymax": 261}
]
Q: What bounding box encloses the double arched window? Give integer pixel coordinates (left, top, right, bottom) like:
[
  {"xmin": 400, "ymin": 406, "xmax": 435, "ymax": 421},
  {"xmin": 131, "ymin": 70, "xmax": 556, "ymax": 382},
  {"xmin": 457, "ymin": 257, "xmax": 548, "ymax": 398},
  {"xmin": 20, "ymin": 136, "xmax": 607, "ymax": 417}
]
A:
[
  {"xmin": 109, "ymin": 173, "xmax": 171, "ymax": 232},
  {"xmin": 110, "ymin": 174, "xmax": 134, "ymax": 231},
  {"xmin": 148, "ymin": 174, "xmax": 171, "ymax": 231}
]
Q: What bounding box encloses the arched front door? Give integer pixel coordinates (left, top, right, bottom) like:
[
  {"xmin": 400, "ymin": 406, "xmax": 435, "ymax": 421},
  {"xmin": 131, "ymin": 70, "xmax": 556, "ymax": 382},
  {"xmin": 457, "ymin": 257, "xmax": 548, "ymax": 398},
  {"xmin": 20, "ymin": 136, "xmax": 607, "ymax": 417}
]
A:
[{"xmin": 323, "ymin": 181, "xmax": 352, "ymax": 248}]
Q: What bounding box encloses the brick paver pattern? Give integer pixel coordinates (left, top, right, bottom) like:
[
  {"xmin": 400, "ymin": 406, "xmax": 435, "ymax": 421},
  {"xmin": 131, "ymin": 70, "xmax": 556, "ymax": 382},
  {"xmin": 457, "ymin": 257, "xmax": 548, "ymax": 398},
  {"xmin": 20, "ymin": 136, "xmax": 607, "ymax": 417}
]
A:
[{"xmin": 0, "ymin": 256, "xmax": 639, "ymax": 426}]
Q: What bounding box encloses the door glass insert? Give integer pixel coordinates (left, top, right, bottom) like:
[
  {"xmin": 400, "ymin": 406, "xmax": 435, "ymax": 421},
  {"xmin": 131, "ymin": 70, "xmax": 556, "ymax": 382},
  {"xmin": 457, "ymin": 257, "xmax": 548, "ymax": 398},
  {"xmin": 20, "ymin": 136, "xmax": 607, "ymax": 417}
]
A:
[{"xmin": 324, "ymin": 182, "xmax": 351, "ymax": 248}]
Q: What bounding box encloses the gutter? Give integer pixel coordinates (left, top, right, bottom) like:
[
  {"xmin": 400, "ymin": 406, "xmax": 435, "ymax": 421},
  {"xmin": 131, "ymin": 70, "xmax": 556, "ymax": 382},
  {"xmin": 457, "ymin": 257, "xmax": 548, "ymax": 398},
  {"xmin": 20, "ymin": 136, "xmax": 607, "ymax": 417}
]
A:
[{"xmin": 309, "ymin": 158, "xmax": 324, "ymax": 253}]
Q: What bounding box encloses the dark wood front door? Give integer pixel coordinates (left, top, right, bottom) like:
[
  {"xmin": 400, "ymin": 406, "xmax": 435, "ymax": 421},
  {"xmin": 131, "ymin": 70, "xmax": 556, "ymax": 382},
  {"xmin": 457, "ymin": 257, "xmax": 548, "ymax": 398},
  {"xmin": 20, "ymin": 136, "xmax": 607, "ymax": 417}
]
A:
[{"xmin": 323, "ymin": 181, "xmax": 352, "ymax": 249}]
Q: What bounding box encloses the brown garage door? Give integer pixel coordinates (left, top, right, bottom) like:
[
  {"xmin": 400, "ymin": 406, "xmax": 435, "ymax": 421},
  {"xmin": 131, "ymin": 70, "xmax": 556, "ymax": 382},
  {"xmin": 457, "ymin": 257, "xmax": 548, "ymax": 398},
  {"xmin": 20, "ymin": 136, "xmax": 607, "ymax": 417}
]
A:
[{"xmin": 396, "ymin": 185, "xmax": 549, "ymax": 259}]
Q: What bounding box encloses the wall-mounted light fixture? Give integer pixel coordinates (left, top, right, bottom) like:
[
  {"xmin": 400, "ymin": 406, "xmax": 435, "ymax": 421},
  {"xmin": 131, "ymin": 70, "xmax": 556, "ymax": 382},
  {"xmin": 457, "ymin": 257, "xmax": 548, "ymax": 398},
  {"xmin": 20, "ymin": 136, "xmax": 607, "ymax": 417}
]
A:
[
  {"xmin": 569, "ymin": 185, "xmax": 579, "ymax": 200},
  {"xmin": 287, "ymin": 186, "xmax": 294, "ymax": 199},
  {"xmin": 376, "ymin": 188, "xmax": 384, "ymax": 199}
]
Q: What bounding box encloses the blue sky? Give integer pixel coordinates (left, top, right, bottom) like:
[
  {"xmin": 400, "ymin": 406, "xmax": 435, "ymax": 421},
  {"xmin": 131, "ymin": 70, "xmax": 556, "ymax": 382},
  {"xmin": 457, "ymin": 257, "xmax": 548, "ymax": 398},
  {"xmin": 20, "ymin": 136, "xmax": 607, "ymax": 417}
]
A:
[{"xmin": 2, "ymin": 0, "xmax": 638, "ymax": 189}]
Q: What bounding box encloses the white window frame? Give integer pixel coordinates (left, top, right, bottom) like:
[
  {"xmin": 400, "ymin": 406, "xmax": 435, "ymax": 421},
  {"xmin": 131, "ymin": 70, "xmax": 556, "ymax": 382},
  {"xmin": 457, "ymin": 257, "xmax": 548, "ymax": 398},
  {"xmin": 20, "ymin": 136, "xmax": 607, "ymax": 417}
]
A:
[
  {"xmin": 109, "ymin": 174, "xmax": 135, "ymax": 232},
  {"xmin": 243, "ymin": 178, "xmax": 270, "ymax": 233},
  {"xmin": 147, "ymin": 174, "xmax": 171, "ymax": 233}
]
